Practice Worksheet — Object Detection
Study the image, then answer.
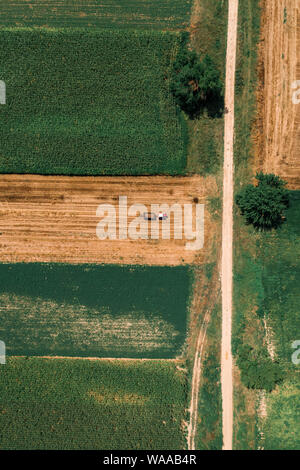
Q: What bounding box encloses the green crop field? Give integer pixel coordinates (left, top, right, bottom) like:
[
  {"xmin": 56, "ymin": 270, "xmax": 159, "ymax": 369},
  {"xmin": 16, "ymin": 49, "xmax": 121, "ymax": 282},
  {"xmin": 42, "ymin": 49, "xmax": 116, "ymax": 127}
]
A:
[
  {"xmin": 0, "ymin": 0, "xmax": 193, "ymax": 31},
  {"xmin": 0, "ymin": 358, "xmax": 188, "ymax": 449},
  {"xmin": 0, "ymin": 29, "xmax": 187, "ymax": 176},
  {"xmin": 0, "ymin": 263, "xmax": 192, "ymax": 358}
]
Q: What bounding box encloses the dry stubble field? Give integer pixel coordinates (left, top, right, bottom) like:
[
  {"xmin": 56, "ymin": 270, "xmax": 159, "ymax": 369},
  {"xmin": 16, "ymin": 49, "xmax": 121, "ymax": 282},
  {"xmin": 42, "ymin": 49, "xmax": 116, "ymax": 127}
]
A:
[
  {"xmin": 0, "ymin": 174, "xmax": 217, "ymax": 265},
  {"xmin": 255, "ymin": 0, "xmax": 300, "ymax": 189}
]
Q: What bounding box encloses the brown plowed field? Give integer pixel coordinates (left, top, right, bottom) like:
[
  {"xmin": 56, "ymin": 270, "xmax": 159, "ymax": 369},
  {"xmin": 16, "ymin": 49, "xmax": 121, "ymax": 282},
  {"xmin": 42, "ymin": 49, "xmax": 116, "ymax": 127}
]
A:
[
  {"xmin": 0, "ymin": 175, "xmax": 217, "ymax": 265},
  {"xmin": 255, "ymin": 0, "xmax": 300, "ymax": 189}
]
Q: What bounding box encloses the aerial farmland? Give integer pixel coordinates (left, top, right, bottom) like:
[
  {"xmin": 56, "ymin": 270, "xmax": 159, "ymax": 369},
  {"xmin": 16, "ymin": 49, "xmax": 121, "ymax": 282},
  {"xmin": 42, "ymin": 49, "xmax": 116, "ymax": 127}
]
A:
[
  {"xmin": 0, "ymin": 0, "xmax": 226, "ymax": 451},
  {"xmin": 0, "ymin": 0, "xmax": 299, "ymax": 455}
]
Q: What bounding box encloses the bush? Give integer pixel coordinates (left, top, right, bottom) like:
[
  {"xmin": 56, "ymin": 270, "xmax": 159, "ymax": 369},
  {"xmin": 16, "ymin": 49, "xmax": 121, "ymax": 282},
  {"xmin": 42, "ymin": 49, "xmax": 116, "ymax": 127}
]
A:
[
  {"xmin": 236, "ymin": 173, "xmax": 289, "ymax": 230},
  {"xmin": 236, "ymin": 344, "xmax": 284, "ymax": 392},
  {"xmin": 170, "ymin": 41, "xmax": 223, "ymax": 118}
]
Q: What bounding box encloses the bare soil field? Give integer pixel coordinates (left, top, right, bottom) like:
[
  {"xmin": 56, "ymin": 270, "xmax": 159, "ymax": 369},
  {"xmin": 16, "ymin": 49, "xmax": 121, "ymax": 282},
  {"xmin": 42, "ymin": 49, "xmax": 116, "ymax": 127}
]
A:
[
  {"xmin": 0, "ymin": 175, "xmax": 217, "ymax": 265},
  {"xmin": 255, "ymin": 0, "xmax": 300, "ymax": 189}
]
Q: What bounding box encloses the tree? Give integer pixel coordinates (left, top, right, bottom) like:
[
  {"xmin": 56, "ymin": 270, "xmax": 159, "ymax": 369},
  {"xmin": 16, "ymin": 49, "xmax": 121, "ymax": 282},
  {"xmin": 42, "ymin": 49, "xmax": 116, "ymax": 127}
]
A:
[
  {"xmin": 236, "ymin": 173, "xmax": 289, "ymax": 230},
  {"xmin": 170, "ymin": 43, "xmax": 223, "ymax": 118},
  {"xmin": 236, "ymin": 344, "xmax": 284, "ymax": 392}
]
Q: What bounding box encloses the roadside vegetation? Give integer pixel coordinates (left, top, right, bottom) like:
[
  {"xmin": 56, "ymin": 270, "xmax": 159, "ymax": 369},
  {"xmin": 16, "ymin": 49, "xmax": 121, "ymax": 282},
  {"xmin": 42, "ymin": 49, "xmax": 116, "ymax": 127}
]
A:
[
  {"xmin": 170, "ymin": 33, "xmax": 223, "ymax": 119},
  {"xmin": 236, "ymin": 173, "xmax": 289, "ymax": 230},
  {"xmin": 187, "ymin": 0, "xmax": 228, "ymax": 175},
  {"xmin": 232, "ymin": 0, "xmax": 262, "ymax": 449},
  {"xmin": 0, "ymin": 358, "xmax": 188, "ymax": 450},
  {"xmin": 183, "ymin": 0, "xmax": 228, "ymax": 451},
  {"xmin": 258, "ymin": 191, "xmax": 300, "ymax": 449},
  {"xmin": 234, "ymin": 191, "xmax": 300, "ymax": 449},
  {"xmin": 195, "ymin": 302, "xmax": 222, "ymax": 450},
  {"xmin": 263, "ymin": 379, "xmax": 300, "ymax": 450}
]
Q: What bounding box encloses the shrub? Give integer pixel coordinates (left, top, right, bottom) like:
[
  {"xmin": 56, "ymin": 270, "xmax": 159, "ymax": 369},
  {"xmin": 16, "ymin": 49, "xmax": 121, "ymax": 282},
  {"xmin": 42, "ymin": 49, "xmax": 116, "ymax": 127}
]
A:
[
  {"xmin": 236, "ymin": 173, "xmax": 289, "ymax": 230},
  {"xmin": 170, "ymin": 41, "xmax": 223, "ymax": 118},
  {"xmin": 236, "ymin": 344, "xmax": 284, "ymax": 392}
]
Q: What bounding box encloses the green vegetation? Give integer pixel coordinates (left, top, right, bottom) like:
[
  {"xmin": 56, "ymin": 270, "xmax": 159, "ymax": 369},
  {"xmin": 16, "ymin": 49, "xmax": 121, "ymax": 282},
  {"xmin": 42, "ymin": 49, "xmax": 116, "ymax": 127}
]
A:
[
  {"xmin": 0, "ymin": 358, "xmax": 188, "ymax": 449},
  {"xmin": 236, "ymin": 173, "xmax": 289, "ymax": 230},
  {"xmin": 234, "ymin": 4, "xmax": 300, "ymax": 442},
  {"xmin": 234, "ymin": 0, "xmax": 261, "ymax": 169},
  {"xmin": 258, "ymin": 192, "xmax": 300, "ymax": 362},
  {"xmin": 0, "ymin": 263, "xmax": 192, "ymax": 358},
  {"xmin": 0, "ymin": 29, "xmax": 187, "ymax": 176},
  {"xmin": 176, "ymin": 0, "xmax": 227, "ymax": 450},
  {"xmin": 195, "ymin": 303, "xmax": 222, "ymax": 450},
  {"xmin": 232, "ymin": 117, "xmax": 300, "ymax": 436},
  {"xmin": 0, "ymin": 0, "xmax": 192, "ymax": 31},
  {"xmin": 171, "ymin": 35, "xmax": 223, "ymax": 118},
  {"xmin": 232, "ymin": 0, "xmax": 262, "ymax": 449},
  {"xmin": 263, "ymin": 380, "xmax": 300, "ymax": 450},
  {"xmin": 235, "ymin": 344, "xmax": 284, "ymax": 392},
  {"xmin": 0, "ymin": 1, "xmax": 193, "ymax": 176},
  {"xmin": 257, "ymin": 192, "xmax": 300, "ymax": 449},
  {"xmin": 187, "ymin": 0, "xmax": 228, "ymax": 175},
  {"xmin": 0, "ymin": 0, "xmax": 228, "ymax": 453}
]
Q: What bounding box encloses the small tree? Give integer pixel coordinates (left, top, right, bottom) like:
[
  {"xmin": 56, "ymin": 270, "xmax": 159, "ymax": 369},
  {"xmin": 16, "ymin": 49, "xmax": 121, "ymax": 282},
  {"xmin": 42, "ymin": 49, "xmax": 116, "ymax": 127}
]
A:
[
  {"xmin": 236, "ymin": 173, "xmax": 289, "ymax": 230},
  {"xmin": 170, "ymin": 44, "xmax": 223, "ymax": 117},
  {"xmin": 236, "ymin": 344, "xmax": 284, "ymax": 392}
]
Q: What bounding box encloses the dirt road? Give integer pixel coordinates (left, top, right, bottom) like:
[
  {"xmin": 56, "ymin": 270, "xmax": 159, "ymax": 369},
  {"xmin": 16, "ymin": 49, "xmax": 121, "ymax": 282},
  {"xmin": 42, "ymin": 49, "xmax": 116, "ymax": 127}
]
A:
[
  {"xmin": 221, "ymin": 0, "xmax": 239, "ymax": 451},
  {"xmin": 0, "ymin": 174, "xmax": 216, "ymax": 265},
  {"xmin": 186, "ymin": 0, "xmax": 238, "ymax": 451}
]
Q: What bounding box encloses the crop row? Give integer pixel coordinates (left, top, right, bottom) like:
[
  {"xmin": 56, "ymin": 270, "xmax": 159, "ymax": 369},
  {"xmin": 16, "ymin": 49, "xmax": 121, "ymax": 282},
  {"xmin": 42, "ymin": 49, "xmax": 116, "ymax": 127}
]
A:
[
  {"xmin": 0, "ymin": 1, "xmax": 193, "ymax": 31},
  {"xmin": 0, "ymin": 358, "xmax": 188, "ymax": 449},
  {"xmin": 0, "ymin": 29, "xmax": 187, "ymax": 176},
  {"xmin": 0, "ymin": 263, "xmax": 192, "ymax": 358}
]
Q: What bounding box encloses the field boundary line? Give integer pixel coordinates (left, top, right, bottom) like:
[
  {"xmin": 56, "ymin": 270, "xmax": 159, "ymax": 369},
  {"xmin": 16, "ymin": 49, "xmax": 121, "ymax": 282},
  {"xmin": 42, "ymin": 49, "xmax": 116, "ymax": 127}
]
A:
[{"xmin": 11, "ymin": 356, "xmax": 182, "ymax": 362}]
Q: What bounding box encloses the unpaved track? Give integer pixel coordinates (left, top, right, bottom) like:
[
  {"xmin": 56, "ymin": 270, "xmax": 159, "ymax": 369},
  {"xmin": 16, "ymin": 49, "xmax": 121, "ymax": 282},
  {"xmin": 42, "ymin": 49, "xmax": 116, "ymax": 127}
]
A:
[
  {"xmin": 187, "ymin": 267, "xmax": 220, "ymax": 450},
  {"xmin": 221, "ymin": 0, "xmax": 239, "ymax": 451},
  {"xmin": 0, "ymin": 174, "xmax": 216, "ymax": 265},
  {"xmin": 186, "ymin": 0, "xmax": 238, "ymax": 451}
]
